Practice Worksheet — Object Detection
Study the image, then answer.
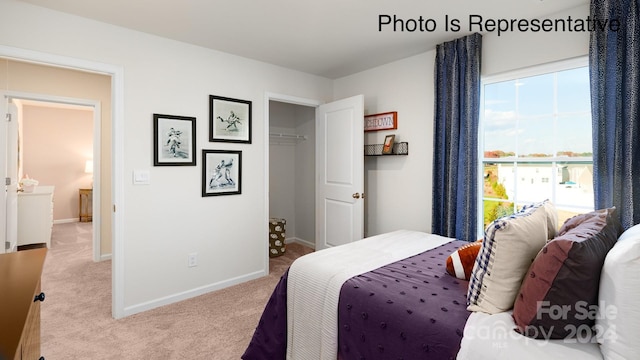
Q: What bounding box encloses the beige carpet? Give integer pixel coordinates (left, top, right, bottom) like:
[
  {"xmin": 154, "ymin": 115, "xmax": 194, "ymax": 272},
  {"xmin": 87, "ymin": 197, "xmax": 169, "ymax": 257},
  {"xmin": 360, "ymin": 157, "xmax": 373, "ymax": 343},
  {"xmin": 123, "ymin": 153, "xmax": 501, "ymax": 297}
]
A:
[{"xmin": 41, "ymin": 222, "xmax": 313, "ymax": 359}]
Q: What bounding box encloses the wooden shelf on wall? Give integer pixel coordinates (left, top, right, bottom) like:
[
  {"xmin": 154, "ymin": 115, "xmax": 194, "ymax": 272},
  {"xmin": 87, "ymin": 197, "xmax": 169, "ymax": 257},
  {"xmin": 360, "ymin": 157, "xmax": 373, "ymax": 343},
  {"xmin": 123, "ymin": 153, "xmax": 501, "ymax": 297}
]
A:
[{"xmin": 364, "ymin": 142, "xmax": 409, "ymax": 156}]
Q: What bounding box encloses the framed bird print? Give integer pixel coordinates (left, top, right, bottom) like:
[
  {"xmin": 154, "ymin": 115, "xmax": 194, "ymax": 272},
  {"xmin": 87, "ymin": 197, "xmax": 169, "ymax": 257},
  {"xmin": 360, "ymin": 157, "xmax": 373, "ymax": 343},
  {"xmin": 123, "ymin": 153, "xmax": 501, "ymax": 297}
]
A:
[
  {"xmin": 202, "ymin": 149, "xmax": 242, "ymax": 196},
  {"xmin": 209, "ymin": 95, "xmax": 252, "ymax": 143}
]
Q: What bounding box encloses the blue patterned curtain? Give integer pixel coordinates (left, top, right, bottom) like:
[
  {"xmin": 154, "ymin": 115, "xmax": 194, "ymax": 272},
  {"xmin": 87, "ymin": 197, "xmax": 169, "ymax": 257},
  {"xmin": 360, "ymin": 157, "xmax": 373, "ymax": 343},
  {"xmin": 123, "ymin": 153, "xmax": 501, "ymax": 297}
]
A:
[
  {"xmin": 590, "ymin": 0, "xmax": 640, "ymax": 230},
  {"xmin": 432, "ymin": 33, "xmax": 482, "ymax": 242}
]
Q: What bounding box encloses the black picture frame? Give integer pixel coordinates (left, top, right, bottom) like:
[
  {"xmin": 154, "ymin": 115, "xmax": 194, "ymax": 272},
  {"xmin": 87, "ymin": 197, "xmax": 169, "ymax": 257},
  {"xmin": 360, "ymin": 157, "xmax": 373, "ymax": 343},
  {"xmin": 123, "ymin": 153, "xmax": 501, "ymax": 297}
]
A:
[
  {"xmin": 153, "ymin": 114, "xmax": 196, "ymax": 166},
  {"xmin": 209, "ymin": 95, "xmax": 252, "ymax": 143},
  {"xmin": 202, "ymin": 149, "xmax": 242, "ymax": 196}
]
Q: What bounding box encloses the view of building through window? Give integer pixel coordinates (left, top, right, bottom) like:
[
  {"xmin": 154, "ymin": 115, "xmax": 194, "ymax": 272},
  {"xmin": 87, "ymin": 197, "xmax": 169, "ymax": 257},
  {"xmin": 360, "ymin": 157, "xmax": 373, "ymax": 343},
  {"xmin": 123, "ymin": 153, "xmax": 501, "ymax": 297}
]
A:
[{"xmin": 480, "ymin": 61, "xmax": 594, "ymax": 231}]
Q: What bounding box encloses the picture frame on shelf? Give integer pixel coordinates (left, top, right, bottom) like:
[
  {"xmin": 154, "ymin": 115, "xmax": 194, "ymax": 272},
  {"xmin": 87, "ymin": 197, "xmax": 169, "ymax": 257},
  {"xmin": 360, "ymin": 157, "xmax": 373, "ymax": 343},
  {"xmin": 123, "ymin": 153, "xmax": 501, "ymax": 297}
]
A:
[
  {"xmin": 153, "ymin": 113, "xmax": 196, "ymax": 166},
  {"xmin": 202, "ymin": 149, "xmax": 242, "ymax": 196},
  {"xmin": 382, "ymin": 134, "xmax": 396, "ymax": 155},
  {"xmin": 364, "ymin": 111, "xmax": 397, "ymax": 132},
  {"xmin": 209, "ymin": 95, "xmax": 252, "ymax": 143}
]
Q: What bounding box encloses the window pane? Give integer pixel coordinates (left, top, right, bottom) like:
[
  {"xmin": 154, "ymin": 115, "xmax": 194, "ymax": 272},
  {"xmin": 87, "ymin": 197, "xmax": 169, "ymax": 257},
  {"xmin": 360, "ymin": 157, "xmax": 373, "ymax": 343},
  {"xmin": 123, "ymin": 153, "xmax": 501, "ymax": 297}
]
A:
[
  {"xmin": 517, "ymin": 73, "xmax": 554, "ymax": 117},
  {"xmin": 517, "ymin": 116, "xmax": 554, "ymax": 157},
  {"xmin": 483, "ymin": 199, "xmax": 514, "ymax": 229},
  {"xmin": 554, "ymin": 162, "xmax": 594, "ymax": 209},
  {"xmin": 483, "ymin": 80, "xmax": 517, "ymax": 155},
  {"xmin": 483, "ymin": 163, "xmax": 510, "ymax": 199},
  {"xmin": 513, "ymin": 162, "xmax": 554, "ymax": 203},
  {"xmin": 557, "ymin": 67, "xmax": 591, "ymax": 114},
  {"xmin": 556, "ymin": 114, "xmax": 593, "ymax": 156}
]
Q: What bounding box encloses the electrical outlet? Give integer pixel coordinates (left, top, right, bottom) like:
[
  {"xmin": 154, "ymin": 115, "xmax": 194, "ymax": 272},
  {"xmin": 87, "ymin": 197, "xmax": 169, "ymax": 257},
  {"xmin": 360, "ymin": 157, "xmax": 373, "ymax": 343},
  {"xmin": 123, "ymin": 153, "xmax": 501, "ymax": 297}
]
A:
[{"xmin": 188, "ymin": 253, "xmax": 198, "ymax": 267}]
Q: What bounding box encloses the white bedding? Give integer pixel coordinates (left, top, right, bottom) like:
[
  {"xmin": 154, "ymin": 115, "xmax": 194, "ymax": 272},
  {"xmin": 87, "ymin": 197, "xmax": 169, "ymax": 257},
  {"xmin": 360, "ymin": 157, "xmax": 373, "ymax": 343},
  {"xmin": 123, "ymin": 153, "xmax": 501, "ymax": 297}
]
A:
[
  {"xmin": 286, "ymin": 230, "xmax": 454, "ymax": 360},
  {"xmin": 457, "ymin": 311, "xmax": 603, "ymax": 360}
]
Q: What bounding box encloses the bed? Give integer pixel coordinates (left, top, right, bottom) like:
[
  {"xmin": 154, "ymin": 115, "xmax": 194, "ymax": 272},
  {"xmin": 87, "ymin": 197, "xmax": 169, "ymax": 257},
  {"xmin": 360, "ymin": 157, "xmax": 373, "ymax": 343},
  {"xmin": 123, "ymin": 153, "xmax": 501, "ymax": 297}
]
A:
[
  {"xmin": 242, "ymin": 230, "xmax": 471, "ymax": 360},
  {"xmin": 243, "ymin": 215, "xmax": 640, "ymax": 360}
]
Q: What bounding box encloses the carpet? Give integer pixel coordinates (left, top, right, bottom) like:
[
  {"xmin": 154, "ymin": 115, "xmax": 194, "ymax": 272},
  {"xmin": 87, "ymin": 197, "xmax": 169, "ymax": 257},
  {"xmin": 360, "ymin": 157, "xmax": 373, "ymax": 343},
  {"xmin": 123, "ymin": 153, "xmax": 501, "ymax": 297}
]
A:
[{"xmin": 41, "ymin": 222, "xmax": 312, "ymax": 359}]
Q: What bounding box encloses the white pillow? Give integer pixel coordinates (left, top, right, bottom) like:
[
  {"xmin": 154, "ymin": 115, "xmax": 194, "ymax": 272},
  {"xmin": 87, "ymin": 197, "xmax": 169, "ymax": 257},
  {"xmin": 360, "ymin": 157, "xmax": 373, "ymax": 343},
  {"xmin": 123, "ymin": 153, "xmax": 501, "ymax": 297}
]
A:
[
  {"xmin": 597, "ymin": 223, "xmax": 640, "ymax": 360},
  {"xmin": 467, "ymin": 201, "xmax": 553, "ymax": 314}
]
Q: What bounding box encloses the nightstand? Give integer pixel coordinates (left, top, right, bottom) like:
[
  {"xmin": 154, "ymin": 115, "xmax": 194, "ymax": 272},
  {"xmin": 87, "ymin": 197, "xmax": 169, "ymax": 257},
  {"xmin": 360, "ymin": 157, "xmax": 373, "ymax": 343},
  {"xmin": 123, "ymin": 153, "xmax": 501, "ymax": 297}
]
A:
[{"xmin": 79, "ymin": 188, "xmax": 93, "ymax": 222}]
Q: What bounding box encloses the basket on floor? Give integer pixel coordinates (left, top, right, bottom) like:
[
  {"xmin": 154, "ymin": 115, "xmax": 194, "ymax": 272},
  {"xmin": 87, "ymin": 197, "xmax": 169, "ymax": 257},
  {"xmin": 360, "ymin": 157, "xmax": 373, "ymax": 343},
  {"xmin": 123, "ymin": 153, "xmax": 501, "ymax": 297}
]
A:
[{"xmin": 269, "ymin": 218, "xmax": 286, "ymax": 257}]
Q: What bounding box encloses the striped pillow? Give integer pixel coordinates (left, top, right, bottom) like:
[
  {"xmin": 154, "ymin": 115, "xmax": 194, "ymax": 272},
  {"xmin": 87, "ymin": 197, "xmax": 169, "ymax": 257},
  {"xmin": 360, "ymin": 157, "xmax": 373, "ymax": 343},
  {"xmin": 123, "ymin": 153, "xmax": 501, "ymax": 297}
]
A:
[
  {"xmin": 446, "ymin": 240, "xmax": 482, "ymax": 280},
  {"xmin": 467, "ymin": 200, "xmax": 556, "ymax": 314}
]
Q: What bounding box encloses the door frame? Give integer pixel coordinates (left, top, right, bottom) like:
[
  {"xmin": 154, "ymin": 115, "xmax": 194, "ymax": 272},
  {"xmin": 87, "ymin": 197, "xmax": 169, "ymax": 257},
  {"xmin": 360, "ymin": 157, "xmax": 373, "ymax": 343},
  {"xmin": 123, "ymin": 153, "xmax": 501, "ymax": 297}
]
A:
[
  {"xmin": 264, "ymin": 92, "xmax": 320, "ymax": 270},
  {"xmin": 0, "ymin": 45, "xmax": 126, "ymax": 319},
  {"xmin": 4, "ymin": 92, "xmax": 101, "ymax": 260}
]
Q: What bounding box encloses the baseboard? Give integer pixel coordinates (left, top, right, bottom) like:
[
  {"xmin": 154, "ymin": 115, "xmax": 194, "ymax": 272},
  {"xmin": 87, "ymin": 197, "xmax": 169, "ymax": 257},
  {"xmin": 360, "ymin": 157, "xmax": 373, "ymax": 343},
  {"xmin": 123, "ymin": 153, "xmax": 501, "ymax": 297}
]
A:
[
  {"xmin": 100, "ymin": 253, "xmax": 112, "ymax": 261},
  {"xmin": 285, "ymin": 237, "xmax": 315, "ymax": 250},
  {"xmin": 53, "ymin": 218, "xmax": 80, "ymax": 224},
  {"xmin": 122, "ymin": 269, "xmax": 267, "ymax": 317}
]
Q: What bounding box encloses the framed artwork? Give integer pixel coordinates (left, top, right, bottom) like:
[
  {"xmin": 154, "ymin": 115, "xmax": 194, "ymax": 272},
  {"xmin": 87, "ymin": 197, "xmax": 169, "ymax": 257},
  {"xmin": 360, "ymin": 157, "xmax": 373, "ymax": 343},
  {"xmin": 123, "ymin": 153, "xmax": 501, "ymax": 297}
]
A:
[
  {"xmin": 209, "ymin": 95, "xmax": 252, "ymax": 143},
  {"xmin": 202, "ymin": 149, "xmax": 242, "ymax": 196},
  {"xmin": 364, "ymin": 111, "xmax": 398, "ymax": 132},
  {"xmin": 153, "ymin": 114, "xmax": 196, "ymax": 166},
  {"xmin": 382, "ymin": 134, "xmax": 396, "ymax": 155}
]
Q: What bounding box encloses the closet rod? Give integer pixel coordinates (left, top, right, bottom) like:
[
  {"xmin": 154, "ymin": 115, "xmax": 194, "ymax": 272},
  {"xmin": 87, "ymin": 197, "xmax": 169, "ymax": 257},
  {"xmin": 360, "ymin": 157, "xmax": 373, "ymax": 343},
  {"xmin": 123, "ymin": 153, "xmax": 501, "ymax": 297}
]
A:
[{"xmin": 269, "ymin": 132, "xmax": 307, "ymax": 140}]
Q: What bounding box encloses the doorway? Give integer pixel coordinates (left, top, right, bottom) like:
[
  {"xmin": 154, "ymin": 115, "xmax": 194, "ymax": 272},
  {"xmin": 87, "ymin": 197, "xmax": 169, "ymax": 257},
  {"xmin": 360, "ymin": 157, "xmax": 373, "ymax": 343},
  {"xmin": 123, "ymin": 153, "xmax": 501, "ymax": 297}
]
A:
[
  {"xmin": 265, "ymin": 93, "xmax": 320, "ymax": 268},
  {"xmin": 264, "ymin": 92, "xmax": 365, "ymax": 258},
  {"xmin": 268, "ymin": 100, "xmax": 316, "ymax": 249},
  {"xmin": 9, "ymin": 96, "xmax": 100, "ymax": 257},
  {"xmin": 0, "ymin": 45, "xmax": 125, "ymax": 319}
]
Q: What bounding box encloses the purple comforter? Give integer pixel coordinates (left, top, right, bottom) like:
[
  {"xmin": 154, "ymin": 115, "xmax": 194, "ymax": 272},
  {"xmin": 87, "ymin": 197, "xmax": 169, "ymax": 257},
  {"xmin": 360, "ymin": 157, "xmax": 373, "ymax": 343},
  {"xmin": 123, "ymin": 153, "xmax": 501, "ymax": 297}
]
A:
[
  {"xmin": 243, "ymin": 240, "xmax": 471, "ymax": 360},
  {"xmin": 338, "ymin": 240, "xmax": 470, "ymax": 360}
]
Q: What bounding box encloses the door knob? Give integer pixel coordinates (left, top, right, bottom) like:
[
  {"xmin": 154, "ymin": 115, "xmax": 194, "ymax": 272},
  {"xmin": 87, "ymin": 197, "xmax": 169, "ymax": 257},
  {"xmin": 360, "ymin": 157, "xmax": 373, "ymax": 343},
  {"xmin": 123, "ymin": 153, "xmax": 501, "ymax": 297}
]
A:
[
  {"xmin": 352, "ymin": 193, "xmax": 360, "ymax": 199},
  {"xmin": 34, "ymin": 292, "xmax": 45, "ymax": 302}
]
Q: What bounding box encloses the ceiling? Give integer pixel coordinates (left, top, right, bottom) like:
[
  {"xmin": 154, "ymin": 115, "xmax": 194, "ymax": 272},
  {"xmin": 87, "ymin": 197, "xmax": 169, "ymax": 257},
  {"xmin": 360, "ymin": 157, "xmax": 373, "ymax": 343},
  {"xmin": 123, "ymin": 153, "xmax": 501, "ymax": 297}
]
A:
[{"xmin": 17, "ymin": 0, "xmax": 588, "ymax": 79}]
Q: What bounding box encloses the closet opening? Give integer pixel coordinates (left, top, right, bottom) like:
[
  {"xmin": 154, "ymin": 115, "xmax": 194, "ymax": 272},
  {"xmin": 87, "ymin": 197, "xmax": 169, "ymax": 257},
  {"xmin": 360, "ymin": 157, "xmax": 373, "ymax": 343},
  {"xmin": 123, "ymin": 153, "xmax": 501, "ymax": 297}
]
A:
[{"xmin": 268, "ymin": 100, "xmax": 317, "ymax": 256}]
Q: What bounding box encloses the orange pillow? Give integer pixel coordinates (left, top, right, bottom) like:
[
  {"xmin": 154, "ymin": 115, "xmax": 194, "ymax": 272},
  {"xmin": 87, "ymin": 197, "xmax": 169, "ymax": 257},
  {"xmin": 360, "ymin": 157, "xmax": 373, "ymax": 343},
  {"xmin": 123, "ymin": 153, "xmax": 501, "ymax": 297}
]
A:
[{"xmin": 446, "ymin": 239, "xmax": 482, "ymax": 280}]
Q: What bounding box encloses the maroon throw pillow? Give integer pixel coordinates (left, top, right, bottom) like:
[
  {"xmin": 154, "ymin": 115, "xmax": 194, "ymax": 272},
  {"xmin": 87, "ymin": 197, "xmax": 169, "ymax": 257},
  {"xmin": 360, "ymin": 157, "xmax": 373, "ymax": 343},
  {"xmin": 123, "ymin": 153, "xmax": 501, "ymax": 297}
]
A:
[{"xmin": 512, "ymin": 207, "xmax": 621, "ymax": 339}]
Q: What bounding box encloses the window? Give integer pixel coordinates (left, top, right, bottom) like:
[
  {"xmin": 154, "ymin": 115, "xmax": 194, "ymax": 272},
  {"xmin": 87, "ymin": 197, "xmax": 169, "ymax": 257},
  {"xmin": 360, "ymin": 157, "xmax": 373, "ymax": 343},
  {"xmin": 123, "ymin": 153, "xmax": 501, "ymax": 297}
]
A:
[{"xmin": 479, "ymin": 58, "xmax": 594, "ymax": 233}]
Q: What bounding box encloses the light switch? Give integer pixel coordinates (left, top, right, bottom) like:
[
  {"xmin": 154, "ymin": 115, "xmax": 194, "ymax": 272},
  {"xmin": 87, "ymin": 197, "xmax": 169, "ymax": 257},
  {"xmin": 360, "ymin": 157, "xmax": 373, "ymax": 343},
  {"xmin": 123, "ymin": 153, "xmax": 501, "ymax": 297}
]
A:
[{"xmin": 133, "ymin": 170, "xmax": 151, "ymax": 185}]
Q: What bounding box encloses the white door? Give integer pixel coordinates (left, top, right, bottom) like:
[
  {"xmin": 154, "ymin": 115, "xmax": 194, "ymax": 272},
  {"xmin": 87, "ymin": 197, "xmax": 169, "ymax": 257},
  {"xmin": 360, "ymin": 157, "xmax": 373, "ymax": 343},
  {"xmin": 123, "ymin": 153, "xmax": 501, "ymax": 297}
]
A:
[
  {"xmin": 6, "ymin": 102, "xmax": 19, "ymax": 252},
  {"xmin": 315, "ymin": 95, "xmax": 364, "ymax": 250},
  {"xmin": 0, "ymin": 97, "xmax": 6, "ymax": 254},
  {"xmin": 1, "ymin": 100, "xmax": 19, "ymax": 253}
]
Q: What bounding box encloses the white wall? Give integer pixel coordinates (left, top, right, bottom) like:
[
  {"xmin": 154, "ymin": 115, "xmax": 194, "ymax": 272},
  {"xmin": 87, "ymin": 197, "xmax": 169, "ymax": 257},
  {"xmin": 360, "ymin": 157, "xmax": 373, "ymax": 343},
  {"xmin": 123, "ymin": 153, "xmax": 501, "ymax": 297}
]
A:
[
  {"xmin": 333, "ymin": 3, "xmax": 590, "ymax": 238},
  {"xmin": 334, "ymin": 52, "xmax": 435, "ymax": 237},
  {"xmin": 269, "ymin": 132, "xmax": 296, "ymax": 233},
  {"xmin": 0, "ymin": 0, "xmax": 332, "ymax": 315},
  {"xmin": 482, "ymin": 4, "xmax": 590, "ymax": 76},
  {"xmin": 293, "ymin": 107, "xmax": 316, "ymax": 243}
]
